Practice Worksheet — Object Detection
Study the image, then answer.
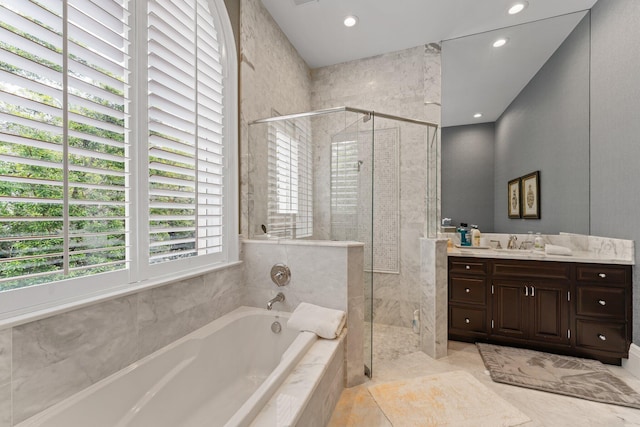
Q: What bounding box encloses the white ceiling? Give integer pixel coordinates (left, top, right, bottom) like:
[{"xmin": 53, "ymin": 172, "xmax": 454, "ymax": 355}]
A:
[{"xmin": 260, "ymin": 0, "xmax": 598, "ymax": 126}]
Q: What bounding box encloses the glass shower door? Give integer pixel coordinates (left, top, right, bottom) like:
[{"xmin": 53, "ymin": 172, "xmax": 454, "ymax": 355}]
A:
[{"xmin": 329, "ymin": 112, "xmax": 374, "ymax": 377}]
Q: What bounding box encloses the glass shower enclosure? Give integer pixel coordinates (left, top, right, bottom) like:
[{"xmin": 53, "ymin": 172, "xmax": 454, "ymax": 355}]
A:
[{"xmin": 248, "ymin": 107, "xmax": 438, "ymax": 377}]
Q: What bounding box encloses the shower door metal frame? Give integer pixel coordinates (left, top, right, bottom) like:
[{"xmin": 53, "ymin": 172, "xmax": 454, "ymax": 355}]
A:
[{"xmin": 249, "ymin": 106, "xmax": 438, "ymax": 129}]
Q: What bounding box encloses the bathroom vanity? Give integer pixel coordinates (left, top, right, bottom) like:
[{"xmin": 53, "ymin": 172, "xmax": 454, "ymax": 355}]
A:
[{"xmin": 447, "ymin": 244, "xmax": 633, "ymax": 364}]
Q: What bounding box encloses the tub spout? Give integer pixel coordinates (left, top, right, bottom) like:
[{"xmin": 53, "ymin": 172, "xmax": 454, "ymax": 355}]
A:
[{"xmin": 267, "ymin": 292, "xmax": 285, "ymax": 311}]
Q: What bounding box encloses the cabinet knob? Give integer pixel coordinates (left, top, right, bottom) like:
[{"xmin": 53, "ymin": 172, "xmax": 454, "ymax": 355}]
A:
[
  {"xmin": 598, "ymin": 273, "xmax": 607, "ymax": 278},
  {"xmin": 465, "ymin": 265, "xmax": 470, "ymax": 270},
  {"xmin": 598, "ymin": 299, "xmax": 606, "ymax": 306},
  {"xmin": 465, "ymin": 288, "xmax": 471, "ymax": 293},
  {"xmin": 598, "ymin": 334, "xmax": 607, "ymax": 341},
  {"xmin": 465, "ymin": 318, "xmax": 470, "ymax": 324}
]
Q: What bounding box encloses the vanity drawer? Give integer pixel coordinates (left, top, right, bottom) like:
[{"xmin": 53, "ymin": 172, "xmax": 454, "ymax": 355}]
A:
[
  {"xmin": 576, "ymin": 286, "xmax": 626, "ymax": 320},
  {"xmin": 449, "ymin": 259, "xmax": 488, "ymax": 275},
  {"xmin": 450, "ymin": 277, "xmax": 486, "ymax": 305},
  {"xmin": 575, "ymin": 320, "xmax": 628, "ymax": 354},
  {"xmin": 576, "ymin": 265, "xmax": 629, "ymax": 285},
  {"xmin": 492, "ymin": 259, "xmax": 570, "ymax": 280},
  {"xmin": 449, "ymin": 306, "xmax": 487, "ymax": 333}
]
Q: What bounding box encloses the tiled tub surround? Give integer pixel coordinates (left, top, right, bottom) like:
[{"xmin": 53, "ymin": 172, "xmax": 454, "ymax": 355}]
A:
[
  {"xmin": 444, "ymin": 232, "xmax": 634, "ymax": 264},
  {"xmin": 0, "ymin": 263, "xmax": 244, "ymax": 426},
  {"xmin": 0, "ymin": 239, "xmax": 362, "ymax": 425},
  {"xmin": 15, "ymin": 307, "xmax": 343, "ymax": 427},
  {"xmin": 242, "ymin": 239, "xmax": 365, "ymax": 387}
]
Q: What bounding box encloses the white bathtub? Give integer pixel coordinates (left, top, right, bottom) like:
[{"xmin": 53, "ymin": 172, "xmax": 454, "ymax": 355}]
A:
[{"xmin": 17, "ymin": 306, "xmax": 329, "ymax": 427}]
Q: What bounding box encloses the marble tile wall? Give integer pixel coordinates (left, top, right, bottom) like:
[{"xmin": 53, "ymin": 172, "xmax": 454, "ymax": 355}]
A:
[
  {"xmin": 240, "ymin": 0, "xmax": 312, "ymax": 237},
  {"xmin": 0, "ymin": 331, "xmax": 11, "ymax": 427},
  {"xmin": 419, "ymin": 238, "xmax": 448, "ymax": 359},
  {"xmin": 310, "ymin": 45, "xmax": 441, "ymax": 328},
  {"xmin": 0, "ymin": 263, "xmax": 244, "ymax": 425},
  {"xmin": 242, "ymin": 240, "xmax": 365, "ymax": 387}
]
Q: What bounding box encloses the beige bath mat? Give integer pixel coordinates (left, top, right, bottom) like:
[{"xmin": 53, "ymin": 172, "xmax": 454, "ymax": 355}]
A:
[
  {"xmin": 368, "ymin": 370, "xmax": 530, "ymax": 426},
  {"xmin": 477, "ymin": 342, "xmax": 640, "ymax": 409}
]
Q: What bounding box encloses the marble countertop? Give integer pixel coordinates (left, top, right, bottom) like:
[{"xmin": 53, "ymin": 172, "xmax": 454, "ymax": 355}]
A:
[{"xmin": 447, "ymin": 247, "xmax": 634, "ymax": 265}]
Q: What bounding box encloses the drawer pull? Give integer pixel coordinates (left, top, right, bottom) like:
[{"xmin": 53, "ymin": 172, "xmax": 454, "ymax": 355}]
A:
[
  {"xmin": 465, "ymin": 318, "xmax": 470, "ymax": 324},
  {"xmin": 598, "ymin": 273, "xmax": 607, "ymax": 278},
  {"xmin": 598, "ymin": 299, "xmax": 606, "ymax": 306},
  {"xmin": 598, "ymin": 334, "xmax": 607, "ymax": 341},
  {"xmin": 465, "ymin": 265, "xmax": 470, "ymax": 270},
  {"xmin": 524, "ymin": 286, "xmax": 529, "ymax": 297},
  {"xmin": 465, "ymin": 288, "xmax": 471, "ymax": 293}
]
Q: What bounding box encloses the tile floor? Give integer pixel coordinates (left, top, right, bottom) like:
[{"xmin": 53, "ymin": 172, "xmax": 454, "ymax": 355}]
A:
[{"xmin": 328, "ymin": 324, "xmax": 640, "ymax": 426}]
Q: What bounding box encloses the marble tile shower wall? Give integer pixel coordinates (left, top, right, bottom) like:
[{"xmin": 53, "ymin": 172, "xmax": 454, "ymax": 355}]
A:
[
  {"xmin": 311, "ymin": 45, "xmax": 442, "ymax": 328},
  {"xmin": 240, "ymin": 0, "xmax": 312, "ymax": 237},
  {"xmin": 0, "ymin": 263, "xmax": 243, "ymax": 426}
]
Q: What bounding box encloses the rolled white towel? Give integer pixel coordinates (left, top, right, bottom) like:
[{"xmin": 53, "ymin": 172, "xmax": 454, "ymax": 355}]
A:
[
  {"xmin": 545, "ymin": 244, "xmax": 573, "ymax": 256},
  {"xmin": 287, "ymin": 302, "xmax": 346, "ymax": 339}
]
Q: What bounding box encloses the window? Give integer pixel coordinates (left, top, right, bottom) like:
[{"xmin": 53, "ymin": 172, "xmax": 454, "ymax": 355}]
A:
[
  {"xmin": 0, "ymin": 0, "xmax": 237, "ymax": 318},
  {"xmin": 267, "ymin": 118, "xmax": 312, "ymax": 238}
]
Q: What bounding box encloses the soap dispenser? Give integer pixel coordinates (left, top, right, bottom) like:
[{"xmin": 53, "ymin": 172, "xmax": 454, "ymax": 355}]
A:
[
  {"xmin": 534, "ymin": 232, "xmax": 544, "ymax": 251},
  {"xmin": 470, "ymin": 225, "xmax": 481, "ymax": 247},
  {"xmin": 457, "ymin": 223, "xmax": 470, "ymax": 246}
]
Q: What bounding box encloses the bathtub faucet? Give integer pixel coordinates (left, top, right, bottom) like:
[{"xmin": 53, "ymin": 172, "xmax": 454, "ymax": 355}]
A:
[{"xmin": 267, "ymin": 292, "xmax": 285, "ymax": 311}]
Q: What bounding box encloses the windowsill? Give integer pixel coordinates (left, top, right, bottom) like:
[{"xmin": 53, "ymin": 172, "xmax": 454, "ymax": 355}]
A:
[{"xmin": 0, "ymin": 260, "xmax": 243, "ymax": 330}]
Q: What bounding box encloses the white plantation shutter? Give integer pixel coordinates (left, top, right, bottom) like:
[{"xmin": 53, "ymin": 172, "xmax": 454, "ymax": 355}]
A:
[
  {"xmin": 0, "ymin": 0, "xmax": 130, "ymax": 290},
  {"xmin": 147, "ymin": 0, "xmax": 225, "ymax": 264},
  {"xmin": 0, "ymin": 0, "xmax": 236, "ymax": 317},
  {"xmin": 267, "ymin": 118, "xmax": 312, "ymax": 238}
]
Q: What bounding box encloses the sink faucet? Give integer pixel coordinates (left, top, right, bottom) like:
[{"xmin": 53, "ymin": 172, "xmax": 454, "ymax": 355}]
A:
[
  {"xmin": 519, "ymin": 240, "xmax": 534, "ymax": 250},
  {"xmin": 507, "ymin": 235, "xmax": 518, "ymax": 250},
  {"xmin": 267, "ymin": 292, "xmax": 285, "ymax": 310}
]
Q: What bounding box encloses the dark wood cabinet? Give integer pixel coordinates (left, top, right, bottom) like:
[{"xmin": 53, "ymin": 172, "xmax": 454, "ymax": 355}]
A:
[
  {"xmin": 448, "ymin": 256, "xmax": 632, "ymax": 364},
  {"xmin": 448, "ymin": 259, "xmax": 490, "ymax": 340},
  {"xmin": 573, "ymin": 264, "xmax": 631, "ymax": 361}
]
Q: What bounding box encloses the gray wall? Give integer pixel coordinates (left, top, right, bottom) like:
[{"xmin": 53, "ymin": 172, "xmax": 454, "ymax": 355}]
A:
[
  {"xmin": 493, "ymin": 14, "xmax": 591, "ymax": 234},
  {"xmin": 441, "ymin": 123, "xmax": 495, "ymax": 232},
  {"xmin": 589, "ymin": 0, "xmax": 640, "ymax": 344}
]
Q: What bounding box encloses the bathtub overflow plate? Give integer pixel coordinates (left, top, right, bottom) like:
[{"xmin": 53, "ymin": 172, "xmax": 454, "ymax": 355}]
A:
[
  {"xmin": 270, "ymin": 264, "xmax": 291, "ymax": 287},
  {"xmin": 271, "ymin": 321, "xmax": 282, "ymax": 334}
]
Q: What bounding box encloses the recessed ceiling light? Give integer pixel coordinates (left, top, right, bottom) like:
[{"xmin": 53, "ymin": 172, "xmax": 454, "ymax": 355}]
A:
[
  {"xmin": 493, "ymin": 38, "xmax": 507, "ymax": 48},
  {"xmin": 508, "ymin": 2, "xmax": 528, "ymax": 15},
  {"xmin": 473, "ymin": 113, "xmax": 483, "ymax": 118},
  {"xmin": 343, "ymin": 15, "xmax": 358, "ymax": 28}
]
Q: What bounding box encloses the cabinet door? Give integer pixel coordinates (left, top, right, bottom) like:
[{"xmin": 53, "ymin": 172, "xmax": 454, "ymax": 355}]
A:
[
  {"xmin": 529, "ymin": 281, "xmax": 570, "ymax": 345},
  {"xmin": 492, "ymin": 281, "xmax": 528, "ymax": 339}
]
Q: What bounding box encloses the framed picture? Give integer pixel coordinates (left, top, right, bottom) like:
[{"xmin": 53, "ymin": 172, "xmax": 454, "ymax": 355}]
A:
[
  {"xmin": 508, "ymin": 178, "xmax": 521, "ymax": 218},
  {"xmin": 521, "ymin": 171, "xmax": 540, "ymax": 219}
]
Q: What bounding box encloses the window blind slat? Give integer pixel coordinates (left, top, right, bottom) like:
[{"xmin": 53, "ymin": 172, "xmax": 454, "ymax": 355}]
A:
[
  {"xmin": 68, "ymin": 57, "xmax": 126, "ymax": 97},
  {"xmin": 68, "ymin": 0, "xmax": 128, "ymax": 40},
  {"xmin": 0, "ymin": 3, "xmax": 62, "ymax": 42},
  {"xmin": 0, "ymin": 26, "xmax": 61, "ymax": 66},
  {"xmin": 67, "ymin": 22, "xmax": 125, "ymax": 64}
]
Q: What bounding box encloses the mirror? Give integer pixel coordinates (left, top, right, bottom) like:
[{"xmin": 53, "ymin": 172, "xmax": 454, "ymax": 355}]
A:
[{"xmin": 441, "ymin": 11, "xmax": 591, "ymax": 235}]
